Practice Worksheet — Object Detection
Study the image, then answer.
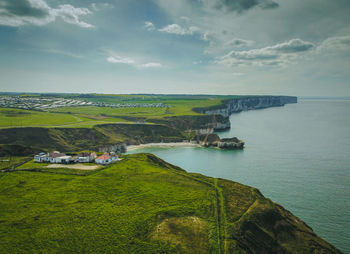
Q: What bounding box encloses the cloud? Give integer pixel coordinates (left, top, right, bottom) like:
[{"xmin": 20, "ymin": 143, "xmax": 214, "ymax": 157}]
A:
[
  {"xmin": 217, "ymin": 39, "xmax": 314, "ymax": 66},
  {"xmin": 139, "ymin": 62, "xmax": 163, "ymax": 68},
  {"xmin": 213, "ymin": 0, "xmax": 279, "ymax": 13},
  {"xmin": 267, "ymin": 39, "xmax": 314, "ymax": 53},
  {"xmin": 107, "ymin": 55, "xmax": 162, "ymax": 68},
  {"xmin": 227, "ymin": 38, "xmax": 254, "ymax": 48},
  {"xmin": 318, "ymin": 36, "xmax": 350, "ymax": 52},
  {"xmin": 0, "ymin": 0, "xmax": 94, "ymax": 28},
  {"xmin": 158, "ymin": 23, "xmax": 199, "ymax": 35},
  {"xmin": 144, "ymin": 21, "xmax": 155, "ymax": 31},
  {"xmin": 107, "ymin": 56, "xmax": 135, "ymax": 65},
  {"xmin": 52, "ymin": 4, "xmax": 93, "ymax": 28}
]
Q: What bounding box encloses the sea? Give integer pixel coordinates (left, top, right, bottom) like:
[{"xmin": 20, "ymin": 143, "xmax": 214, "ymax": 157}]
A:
[{"xmin": 128, "ymin": 98, "xmax": 350, "ymax": 253}]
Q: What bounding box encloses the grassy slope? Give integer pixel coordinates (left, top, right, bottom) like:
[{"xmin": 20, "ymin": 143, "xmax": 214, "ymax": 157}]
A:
[
  {"xmin": 0, "ymin": 154, "xmax": 218, "ymax": 253},
  {"xmin": 0, "ymin": 124, "xmax": 186, "ymax": 152},
  {"xmin": 0, "ymin": 154, "xmax": 341, "ymax": 253}
]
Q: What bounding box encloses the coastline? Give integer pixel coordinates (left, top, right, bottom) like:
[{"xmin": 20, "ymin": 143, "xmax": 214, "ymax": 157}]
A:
[{"xmin": 127, "ymin": 142, "xmax": 200, "ymax": 151}]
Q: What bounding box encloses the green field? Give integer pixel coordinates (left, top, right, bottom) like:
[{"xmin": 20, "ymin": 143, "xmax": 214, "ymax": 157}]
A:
[
  {"xmin": 0, "ymin": 154, "xmax": 219, "ymax": 253},
  {"xmin": 50, "ymin": 98, "xmax": 224, "ymax": 118},
  {"xmin": 0, "ymin": 108, "xmax": 131, "ymax": 129},
  {"xmin": 0, "ymin": 156, "xmax": 30, "ymax": 170},
  {"xmin": 0, "ymin": 153, "xmax": 340, "ymax": 253},
  {"xmin": 0, "ymin": 95, "xmax": 229, "ymax": 129}
]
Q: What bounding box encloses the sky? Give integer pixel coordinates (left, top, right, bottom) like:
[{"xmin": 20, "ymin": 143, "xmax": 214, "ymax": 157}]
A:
[{"xmin": 0, "ymin": 0, "xmax": 349, "ymax": 96}]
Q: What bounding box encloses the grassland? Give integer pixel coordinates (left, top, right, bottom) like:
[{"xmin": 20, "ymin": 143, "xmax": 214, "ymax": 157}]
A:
[
  {"xmin": 0, "ymin": 108, "xmax": 131, "ymax": 129},
  {"xmin": 0, "ymin": 156, "xmax": 30, "ymax": 170},
  {"xmin": 0, "ymin": 94, "xmax": 229, "ymax": 129},
  {"xmin": 0, "ymin": 154, "xmax": 219, "ymax": 253},
  {"xmin": 50, "ymin": 98, "xmax": 224, "ymax": 119},
  {"xmin": 0, "ymin": 153, "xmax": 341, "ymax": 253}
]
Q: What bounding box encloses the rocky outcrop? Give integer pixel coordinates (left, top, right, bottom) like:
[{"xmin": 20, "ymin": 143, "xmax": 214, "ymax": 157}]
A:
[
  {"xmin": 196, "ymin": 134, "xmax": 244, "ymax": 149},
  {"xmin": 217, "ymin": 137, "xmax": 244, "ymax": 149},
  {"xmin": 196, "ymin": 96, "xmax": 297, "ymax": 118}
]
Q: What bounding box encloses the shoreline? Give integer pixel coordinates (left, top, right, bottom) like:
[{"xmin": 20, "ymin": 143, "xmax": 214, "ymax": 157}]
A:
[{"xmin": 127, "ymin": 142, "xmax": 200, "ymax": 151}]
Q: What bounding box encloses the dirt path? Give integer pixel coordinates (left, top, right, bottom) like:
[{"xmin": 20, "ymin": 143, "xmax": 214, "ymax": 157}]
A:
[
  {"xmin": 46, "ymin": 164, "xmax": 100, "ymax": 170},
  {"xmin": 169, "ymin": 170, "xmax": 228, "ymax": 254}
]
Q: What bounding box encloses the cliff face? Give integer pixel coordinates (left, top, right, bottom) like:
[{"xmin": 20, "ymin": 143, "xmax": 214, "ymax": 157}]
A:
[{"xmin": 199, "ymin": 96, "xmax": 297, "ymax": 118}]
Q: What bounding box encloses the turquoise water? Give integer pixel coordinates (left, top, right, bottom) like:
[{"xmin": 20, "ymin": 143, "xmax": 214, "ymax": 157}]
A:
[{"xmin": 128, "ymin": 99, "xmax": 350, "ymax": 253}]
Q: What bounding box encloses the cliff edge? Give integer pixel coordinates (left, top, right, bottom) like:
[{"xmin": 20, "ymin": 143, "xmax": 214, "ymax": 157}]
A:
[{"xmin": 195, "ymin": 96, "xmax": 297, "ymax": 118}]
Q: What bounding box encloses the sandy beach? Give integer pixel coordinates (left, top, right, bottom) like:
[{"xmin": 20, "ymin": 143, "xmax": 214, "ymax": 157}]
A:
[{"xmin": 127, "ymin": 142, "xmax": 200, "ymax": 151}]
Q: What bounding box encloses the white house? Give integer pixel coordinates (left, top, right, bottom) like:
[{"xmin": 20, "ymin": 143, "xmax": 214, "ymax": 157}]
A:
[
  {"xmin": 74, "ymin": 152, "xmax": 96, "ymax": 163},
  {"xmin": 53, "ymin": 156, "xmax": 72, "ymax": 164},
  {"xmin": 34, "ymin": 152, "xmax": 50, "ymax": 162},
  {"xmin": 49, "ymin": 151, "xmax": 72, "ymax": 164},
  {"xmin": 95, "ymin": 153, "xmax": 118, "ymax": 165}
]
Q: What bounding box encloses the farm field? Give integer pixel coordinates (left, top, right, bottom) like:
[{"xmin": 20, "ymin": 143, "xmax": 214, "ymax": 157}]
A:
[
  {"xmin": 50, "ymin": 98, "xmax": 224, "ymax": 118},
  {"xmin": 0, "ymin": 94, "xmax": 233, "ymax": 129},
  {"xmin": 0, "ymin": 108, "xmax": 131, "ymax": 129}
]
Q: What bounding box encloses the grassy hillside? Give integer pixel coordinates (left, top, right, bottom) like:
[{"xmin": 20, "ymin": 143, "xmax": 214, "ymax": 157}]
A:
[
  {"xmin": 0, "ymin": 154, "xmax": 341, "ymax": 253},
  {"xmin": 0, "ymin": 124, "xmax": 186, "ymax": 152}
]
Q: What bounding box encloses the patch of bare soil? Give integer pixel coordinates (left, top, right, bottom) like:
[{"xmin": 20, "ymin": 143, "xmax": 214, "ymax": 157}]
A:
[{"xmin": 46, "ymin": 164, "xmax": 100, "ymax": 170}]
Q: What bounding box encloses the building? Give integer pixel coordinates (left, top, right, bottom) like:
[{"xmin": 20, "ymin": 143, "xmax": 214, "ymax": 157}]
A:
[
  {"xmin": 34, "ymin": 152, "xmax": 50, "ymax": 163},
  {"xmin": 53, "ymin": 156, "xmax": 73, "ymax": 164},
  {"xmin": 95, "ymin": 153, "xmax": 118, "ymax": 165},
  {"xmin": 49, "ymin": 151, "xmax": 72, "ymax": 164},
  {"xmin": 74, "ymin": 152, "xmax": 97, "ymax": 163}
]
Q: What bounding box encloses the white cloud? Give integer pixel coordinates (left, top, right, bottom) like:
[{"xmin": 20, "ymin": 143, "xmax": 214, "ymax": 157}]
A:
[
  {"xmin": 107, "ymin": 56, "xmax": 135, "ymax": 65},
  {"xmin": 0, "ymin": 0, "xmax": 94, "ymax": 28},
  {"xmin": 317, "ymin": 36, "xmax": 350, "ymax": 52},
  {"xmin": 266, "ymin": 39, "xmax": 314, "ymax": 53},
  {"xmin": 217, "ymin": 39, "xmax": 314, "ymax": 66},
  {"xmin": 52, "ymin": 4, "xmax": 93, "ymax": 28},
  {"xmin": 139, "ymin": 62, "xmax": 163, "ymax": 68},
  {"xmin": 107, "ymin": 55, "xmax": 162, "ymax": 68},
  {"xmin": 144, "ymin": 21, "xmax": 155, "ymax": 31},
  {"xmin": 158, "ymin": 24, "xmax": 199, "ymax": 35}
]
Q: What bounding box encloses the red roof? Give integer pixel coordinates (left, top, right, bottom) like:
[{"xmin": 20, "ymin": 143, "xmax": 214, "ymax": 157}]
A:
[
  {"xmin": 96, "ymin": 153, "xmax": 116, "ymax": 160},
  {"xmin": 50, "ymin": 152, "xmax": 66, "ymax": 158},
  {"xmin": 96, "ymin": 154, "xmax": 110, "ymax": 160}
]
